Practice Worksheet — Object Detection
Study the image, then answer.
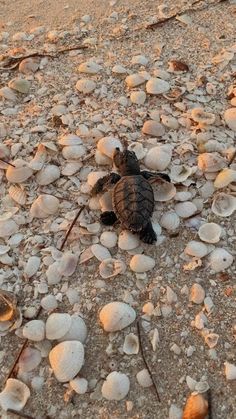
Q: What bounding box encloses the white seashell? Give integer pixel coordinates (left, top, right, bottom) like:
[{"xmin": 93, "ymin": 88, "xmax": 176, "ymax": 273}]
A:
[
  {"xmin": 190, "ymin": 283, "xmax": 205, "ymax": 304},
  {"xmin": 62, "ymin": 145, "xmax": 86, "ymax": 160},
  {"xmin": 23, "ymin": 320, "xmax": 45, "ymax": 341},
  {"xmin": 99, "ymin": 258, "xmax": 126, "ymax": 279},
  {"xmin": 211, "ymin": 193, "xmax": 236, "ymax": 217},
  {"xmin": 62, "ymin": 162, "xmax": 82, "ymax": 176},
  {"xmin": 46, "ymin": 261, "xmax": 62, "ymax": 285},
  {"xmin": 28, "ymin": 144, "xmax": 47, "ymax": 170},
  {"xmin": 174, "ymin": 191, "xmax": 192, "ymax": 202},
  {"xmin": 99, "ymin": 302, "xmax": 136, "ymax": 332},
  {"xmin": 58, "ymin": 314, "xmax": 87, "ymax": 343},
  {"xmin": 8, "ymin": 185, "xmax": 27, "ymax": 205},
  {"xmin": 118, "ymin": 230, "xmax": 140, "ymax": 250},
  {"xmin": 184, "ymin": 241, "xmax": 208, "ymax": 258},
  {"xmin": 36, "ymin": 165, "xmax": 60, "ymax": 185},
  {"xmin": 97, "ymin": 136, "xmax": 123, "ymax": 158},
  {"xmin": 175, "ymin": 201, "xmax": 197, "ymax": 218},
  {"xmin": 225, "ymin": 362, "xmax": 236, "ymax": 380},
  {"xmin": 224, "ymin": 108, "xmax": 236, "ymax": 131},
  {"xmin": 57, "ymin": 252, "xmax": 78, "ymax": 276},
  {"xmin": 160, "ymin": 211, "xmax": 180, "ymax": 230},
  {"xmin": 40, "ymin": 294, "xmax": 58, "ymax": 311},
  {"xmin": 87, "ymin": 170, "xmax": 107, "ymax": 187},
  {"xmin": 18, "ymin": 347, "xmax": 42, "ymax": 372},
  {"xmin": 0, "ymin": 219, "xmax": 18, "ymax": 238},
  {"xmin": 191, "ymin": 107, "xmax": 215, "ymax": 125},
  {"xmin": 144, "ymin": 145, "xmax": 172, "ymax": 170},
  {"xmin": 198, "ymin": 153, "xmax": 225, "ymax": 173},
  {"xmin": 186, "ymin": 376, "xmax": 197, "ymax": 391},
  {"xmin": 142, "ymin": 120, "xmax": 165, "ymax": 137},
  {"xmin": 58, "ymin": 134, "xmax": 82, "ymax": 146},
  {"xmin": 112, "ymin": 64, "xmax": 127, "ymax": 74},
  {"xmin": 123, "ymin": 333, "xmax": 139, "ymax": 355},
  {"xmin": 102, "ymin": 371, "xmax": 130, "ymax": 400},
  {"xmin": 46, "ymin": 313, "xmax": 72, "ymax": 340},
  {"xmin": 170, "ymin": 165, "xmax": 193, "ymax": 183},
  {"xmin": 49, "ymin": 341, "xmax": 84, "ymax": 382},
  {"xmin": 130, "ymin": 90, "xmax": 146, "ymax": 105},
  {"xmin": 198, "ymin": 223, "xmax": 221, "ymax": 243},
  {"xmin": 161, "ymin": 115, "xmax": 179, "ymax": 129},
  {"xmin": 125, "ymin": 73, "xmax": 145, "ymax": 88},
  {"xmin": 136, "ymin": 369, "xmax": 152, "ymax": 388},
  {"xmin": 78, "ymin": 61, "xmax": 102, "ymax": 74},
  {"xmin": 131, "ymin": 55, "xmax": 149, "ymax": 65},
  {"xmin": 128, "ymin": 142, "xmax": 146, "ymax": 160},
  {"xmin": 0, "ymin": 379, "xmax": 30, "ymax": 411},
  {"xmin": 95, "ymin": 149, "xmax": 112, "ymax": 165},
  {"xmin": 130, "ymin": 254, "xmax": 155, "ymax": 273},
  {"xmin": 24, "ymin": 256, "xmax": 41, "ymax": 278},
  {"xmin": 209, "ymin": 248, "xmax": 233, "ymax": 272},
  {"xmin": 30, "ymin": 194, "xmax": 59, "ymax": 218},
  {"xmin": 146, "ymin": 77, "xmax": 170, "ymax": 94},
  {"xmin": 100, "ymin": 231, "xmax": 117, "ymax": 248},
  {"xmin": 152, "ymin": 179, "xmax": 176, "ymax": 202},
  {"xmin": 76, "ymin": 79, "xmax": 96, "ymax": 94},
  {"xmin": 70, "ymin": 377, "xmax": 88, "ymax": 394},
  {"xmin": 89, "ymin": 244, "xmax": 111, "ymax": 261},
  {"xmin": 204, "ymin": 333, "xmax": 219, "ymax": 348},
  {"xmin": 214, "ymin": 168, "xmax": 236, "ymax": 188},
  {"xmin": 6, "ymin": 164, "xmax": 33, "ymax": 183},
  {"xmin": 0, "ymin": 245, "xmax": 10, "ymax": 255}
]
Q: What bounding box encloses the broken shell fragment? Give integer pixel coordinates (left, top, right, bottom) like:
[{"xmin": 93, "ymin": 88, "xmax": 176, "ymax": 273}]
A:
[
  {"xmin": 97, "ymin": 136, "xmax": 123, "ymax": 158},
  {"xmin": 204, "ymin": 333, "xmax": 219, "ymax": 349},
  {"xmin": 57, "ymin": 252, "xmax": 78, "ymax": 276},
  {"xmin": 170, "ymin": 165, "xmax": 193, "ymax": 183},
  {"xmin": 30, "ymin": 194, "xmax": 59, "ymax": 218},
  {"xmin": 0, "ymin": 219, "xmax": 18, "ymax": 238},
  {"xmin": 123, "ymin": 333, "xmax": 139, "ymax": 355},
  {"xmin": 191, "ymin": 107, "xmax": 215, "ymax": 125},
  {"xmin": 130, "ymin": 254, "xmax": 155, "ymax": 273},
  {"xmin": 190, "ymin": 284, "xmax": 205, "ymax": 304},
  {"xmin": 18, "ymin": 347, "xmax": 42, "ymax": 372},
  {"xmin": 136, "ymin": 369, "xmax": 152, "ymax": 388},
  {"xmin": 49, "ymin": 341, "xmax": 84, "ymax": 382},
  {"xmin": 198, "ymin": 223, "xmax": 221, "ymax": 243},
  {"xmin": 8, "ymin": 185, "xmax": 27, "ymax": 205},
  {"xmin": 70, "ymin": 377, "xmax": 88, "ymax": 394},
  {"xmin": 211, "ymin": 193, "xmax": 236, "ymax": 217},
  {"xmin": 99, "ymin": 258, "xmax": 126, "ymax": 279},
  {"xmin": 36, "ymin": 165, "xmax": 60, "ymax": 185},
  {"xmin": 183, "ymin": 393, "xmax": 208, "ymax": 419},
  {"xmin": 198, "ymin": 153, "xmax": 225, "ymax": 173},
  {"xmin": 76, "ymin": 79, "xmax": 96, "ymax": 94},
  {"xmin": 209, "ymin": 248, "xmax": 233, "ymax": 272},
  {"xmin": 46, "ymin": 313, "xmax": 72, "ymax": 340},
  {"xmin": 99, "ymin": 302, "xmax": 136, "ymax": 332},
  {"xmin": 24, "ymin": 256, "xmax": 41, "ymax": 278},
  {"xmin": 102, "ymin": 371, "xmax": 130, "ymax": 400},
  {"xmin": 214, "ymin": 168, "xmax": 236, "ymax": 188},
  {"xmin": 78, "ymin": 60, "xmax": 102, "ymax": 74},
  {"xmin": 224, "ymin": 107, "xmax": 236, "ymax": 131},
  {"xmin": 29, "ymin": 144, "xmax": 47, "ymax": 171},
  {"xmin": 0, "ymin": 378, "xmax": 30, "ymax": 412},
  {"xmin": 224, "ymin": 362, "xmax": 236, "ymax": 380},
  {"xmin": 90, "ymin": 244, "xmax": 111, "ymax": 261}
]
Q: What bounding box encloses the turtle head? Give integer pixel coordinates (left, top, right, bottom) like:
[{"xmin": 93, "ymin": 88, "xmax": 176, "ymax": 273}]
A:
[{"xmin": 113, "ymin": 147, "xmax": 140, "ymax": 176}]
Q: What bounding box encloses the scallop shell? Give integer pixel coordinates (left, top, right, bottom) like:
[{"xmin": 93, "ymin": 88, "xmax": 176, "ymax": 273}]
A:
[
  {"xmin": 0, "ymin": 290, "xmax": 17, "ymax": 322},
  {"xmin": 22, "ymin": 320, "xmax": 45, "ymax": 341},
  {"xmin": 184, "ymin": 241, "xmax": 208, "ymax": 258},
  {"xmin": 175, "ymin": 202, "xmax": 197, "ymax": 218},
  {"xmin": 123, "ymin": 333, "xmax": 139, "ymax": 355},
  {"xmin": 130, "ymin": 90, "xmax": 146, "ymax": 105},
  {"xmin": 36, "ymin": 164, "xmax": 60, "ymax": 185},
  {"xmin": 225, "ymin": 362, "xmax": 236, "ymax": 380},
  {"xmin": 130, "ymin": 254, "xmax": 155, "ymax": 273},
  {"xmin": 49, "ymin": 340, "xmax": 84, "ymax": 382},
  {"xmin": 144, "ymin": 145, "xmax": 172, "ymax": 170},
  {"xmin": 0, "ymin": 379, "xmax": 30, "ymax": 412},
  {"xmin": 100, "ymin": 231, "xmax": 117, "ymax": 248},
  {"xmin": 118, "ymin": 230, "xmax": 140, "ymax": 250},
  {"xmin": 29, "ymin": 144, "xmax": 47, "ymax": 170},
  {"xmin": 160, "ymin": 211, "xmax": 180, "ymax": 230},
  {"xmin": 198, "ymin": 153, "xmax": 225, "ymax": 173},
  {"xmin": 8, "ymin": 185, "xmax": 27, "ymax": 205},
  {"xmin": 58, "ymin": 314, "xmax": 87, "ymax": 343},
  {"xmin": 209, "ymin": 248, "xmax": 233, "ymax": 272},
  {"xmin": 99, "ymin": 302, "xmax": 136, "ymax": 332},
  {"xmin": 30, "ymin": 194, "xmax": 59, "ymax": 218},
  {"xmin": 136, "ymin": 369, "xmax": 152, "ymax": 388},
  {"xmin": 58, "ymin": 134, "xmax": 83, "ymax": 146},
  {"xmin": 76, "ymin": 79, "xmax": 96, "ymax": 94},
  {"xmin": 46, "ymin": 313, "xmax": 72, "ymax": 340},
  {"xmin": 198, "ymin": 223, "xmax": 221, "ymax": 243},
  {"xmin": 97, "ymin": 136, "xmax": 123, "ymax": 158},
  {"xmin": 6, "ymin": 163, "xmax": 33, "ymax": 183},
  {"xmin": 152, "ymin": 178, "xmax": 176, "ymax": 202},
  {"xmin": 191, "ymin": 107, "xmax": 215, "ymax": 125},
  {"xmin": 102, "ymin": 371, "xmax": 130, "ymax": 401},
  {"xmin": 211, "ymin": 193, "xmax": 236, "ymax": 217},
  {"xmin": 183, "ymin": 393, "xmax": 208, "ymax": 419},
  {"xmin": 90, "ymin": 244, "xmax": 111, "ymax": 261},
  {"xmin": 99, "ymin": 258, "xmax": 126, "ymax": 279},
  {"xmin": 214, "ymin": 168, "xmax": 236, "ymax": 188},
  {"xmin": 175, "ymin": 191, "xmax": 192, "ymax": 202}
]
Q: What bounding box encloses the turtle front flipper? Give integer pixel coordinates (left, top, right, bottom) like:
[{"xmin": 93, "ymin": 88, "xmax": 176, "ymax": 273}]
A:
[
  {"xmin": 91, "ymin": 173, "xmax": 121, "ymax": 196},
  {"xmin": 139, "ymin": 221, "xmax": 157, "ymax": 244},
  {"xmin": 141, "ymin": 170, "xmax": 170, "ymax": 183},
  {"xmin": 100, "ymin": 211, "xmax": 118, "ymax": 225}
]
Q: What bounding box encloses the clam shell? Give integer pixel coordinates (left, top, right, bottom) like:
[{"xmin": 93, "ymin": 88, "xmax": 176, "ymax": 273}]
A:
[
  {"xmin": 46, "ymin": 313, "xmax": 72, "ymax": 340},
  {"xmin": 99, "ymin": 191, "xmax": 113, "ymax": 212},
  {"xmin": 144, "ymin": 145, "xmax": 172, "ymax": 170},
  {"xmin": 160, "ymin": 211, "xmax": 180, "ymax": 230},
  {"xmin": 190, "ymin": 284, "xmax": 205, "ymax": 304},
  {"xmin": 170, "ymin": 165, "xmax": 193, "ymax": 183},
  {"xmin": 87, "ymin": 171, "xmax": 107, "ymax": 187},
  {"xmin": 49, "ymin": 340, "xmax": 84, "ymax": 382},
  {"xmin": 46, "ymin": 261, "xmax": 62, "ymax": 285},
  {"xmin": 23, "ymin": 320, "xmax": 45, "ymax": 341},
  {"xmin": 58, "ymin": 134, "xmax": 82, "ymax": 146},
  {"xmin": 24, "ymin": 256, "xmax": 41, "ymax": 278},
  {"xmin": 225, "ymin": 362, "xmax": 236, "ymax": 380},
  {"xmin": 57, "ymin": 252, "xmax": 78, "ymax": 276},
  {"xmin": 128, "ymin": 142, "xmax": 146, "ymax": 160},
  {"xmin": 70, "ymin": 377, "xmax": 88, "ymax": 394},
  {"xmin": 125, "ymin": 73, "xmax": 145, "ymax": 88},
  {"xmin": 30, "ymin": 194, "xmax": 59, "ymax": 218},
  {"xmin": 198, "ymin": 223, "xmax": 221, "ymax": 243},
  {"xmin": 183, "ymin": 393, "xmax": 208, "ymax": 419},
  {"xmin": 99, "ymin": 258, "xmax": 126, "ymax": 279},
  {"xmin": 99, "ymin": 301, "xmax": 136, "ymax": 332},
  {"xmin": 130, "ymin": 90, "xmax": 146, "ymax": 105},
  {"xmin": 61, "ymin": 162, "xmax": 82, "ymax": 176},
  {"xmin": 0, "ymin": 378, "xmax": 30, "ymax": 412},
  {"xmin": 198, "ymin": 153, "xmax": 225, "ymax": 173},
  {"xmin": 29, "ymin": 144, "xmax": 47, "ymax": 170},
  {"xmin": 6, "ymin": 164, "xmax": 33, "ymax": 183},
  {"xmin": 0, "ymin": 219, "xmax": 18, "ymax": 238},
  {"xmin": 18, "ymin": 347, "xmax": 42, "ymax": 372},
  {"xmin": 8, "ymin": 185, "xmax": 27, "ymax": 205},
  {"xmin": 40, "ymin": 294, "xmax": 58, "ymax": 311},
  {"xmin": 191, "ymin": 107, "xmax": 215, "ymax": 125},
  {"xmin": 102, "ymin": 371, "xmax": 130, "ymax": 400},
  {"xmin": 36, "ymin": 164, "xmax": 60, "ymax": 185},
  {"xmin": 211, "ymin": 193, "xmax": 236, "ymax": 217},
  {"xmin": 97, "ymin": 136, "xmax": 123, "ymax": 158},
  {"xmin": 62, "ymin": 145, "xmax": 86, "ymax": 160},
  {"xmin": 0, "ymin": 290, "xmax": 17, "ymax": 322},
  {"xmin": 136, "ymin": 369, "xmax": 152, "ymax": 388},
  {"xmin": 209, "ymin": 248, "xmax": 233, "ymax": 272},
  {"xmin": 118, "ymin": 230, "xmax": 140, "ymax": 250},
  {"xmin": 142, "ymin": 120, "xmax": 165, "ymax": 137},
  {"xmin": 90, "ymin": 244, "xmax": 111, "ymax": 261},
  {"xmin": 184, "ymin": 241, "xmax": 208, "ymax": 258},
  {"xmin": 76, "ymin": 79, "xmax": 96, "ymax": 94},
  {"xmin": 123, "ymin": 333, "xmax": 139, "ymax": 355},
  {"xmin": 58, "ymin": 314, "xmax": 87, "ymax": 343},
  {"xmin": 175, "ymin": 202, "xmax": 197, "ymax": 218},
  {"xmin": 78, "ymin": 60, "xmax": 102, "ymax": 74},
  {"xmin": 214, "ymin": 168, "xmax": 236, "ymax": 188},
  {"xmin": 100, "ymin": 231, "xmax": 117, "ymax": 248},
  {"xmin": 130, "ymin": 254, "xmax": 155, "ymax": 273},
  {"xmin": 95, "ymin": 149, "xmax": 112, "ymax": 165},
  {"xmin": 146, "ymin": 77, "xmax": 170, "ymax": 94},
  {"xmin": 152, "ymin": 178, "xmax": 176, "ymax": 202}
]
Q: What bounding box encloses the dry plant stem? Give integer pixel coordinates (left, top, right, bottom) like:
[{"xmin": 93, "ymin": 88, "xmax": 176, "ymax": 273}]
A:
[
  {"xmin": 0, "ymin": 157, "xmax": 15, "ymax": 167},
  {"xmin": 137, "ymin": 320, "xmax": 161, "ymax": 402},
  {"xmin": 59, "ymin": 205, "xmax": 86, "ymax": 251},
  {"xmin": 7, "ymin": 409, "xmax": 34, "ymax": 419}
]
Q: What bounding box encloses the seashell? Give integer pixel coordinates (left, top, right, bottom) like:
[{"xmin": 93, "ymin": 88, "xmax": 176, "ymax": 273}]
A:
[
  {"xmin": 175, "ymin": 191, "xmax": 192, "ymax": 202},
  {"xmin": 160, "ymin": 211, "xmax": 180, "ymax": 230},
  {"xmin": 214, "ymin": 168, "xmax": 236, "ymax": 188},
  {"xmin": 118, "ymin": 230, "xmax": 140, "ymax": 250},
  {"xmin": 130, "ymin": 254, "xmax": 155, "ymax": 273},
  {"xmin": 100, "ymin": 231, "xmax": 117, "ymax": 248},
  {"xmin": 87, "ymin": 170, "xmax": 107, "ymax": 187},
  {"xmin": 95, "ymin": 149, "xmax": 112, "ymax": 165},
  {"xmin": 184, "ymin": 241, "xmax": 208, "ymax": 258},
  {"xmin": 30, "ymin": 194, "xmax": 59, "ymax": 218},
  {"xmin": 79, "ymin": 247, "xmax": 94, "ymax": 264},
  {"xmin": 23, "ymin": 320, "xmax": 45, "ymax": 341},
  {"xmin": 0, "ymin": 378, "xmax": 30, "ymax": 412},
  {"xmin": 57, "ymin": 252, "xmax": 78, "ymax": 276},
  {"xmin": 62, "ymin": 161, "xmax": 82, "ymax": 176},
  {"xmin": 24, "ymin": 256, "xmax": 41, "ymax": 278},
  {"xmin": 112, "ymin": 64, "xmax": 127, "ymax": 74},
  {"xmin": 144, "ymin": 145, "xmax": 172, "ymax": 170},
  {"xmin": 142, "ymin": 120, "xmax": 165, "ymax": 137},
  {"xmin": 8, "ymin": 185, "xmax": 27, "ymax": 205},
  {"xmin": 36, "ymin": 165, "xmax": 60, "ymax": 185},
  {"xmin": 204, "ymin": 333, "xmax": 219, "ymax": 348},
  {"xmin": 49, "ymin": 340, "xmax": 84, "ymax": 382},
  {"xmin": 161, "ymin": 115, "xmax": 179, "ymax": 129},
  {"xmin": 152, "ymin": 178, "xmax": 176, "ymax": 202},
  {"xmin": 194, "ymin": 312, "xmax": 208, "ymax": 330},
  {"xmin": 102, "ymin": 371, "xmax": 130, "ymax": 400},
  {"xmin": 0, "ymin": 290, "xmax": 17, "ymax": 322},
  {"xmin": 175, "ymin": 201, "xmax": 197, "ymax": 218},
  {"xmin": 40, "ymin": 294, "xmax": 58, "ymax": 311},
  {"xmin": 131, "ymin": 55, "xmax": 149, "ymax": 65},
  {"xmin": 198, "ymin": 223, "xmax": 221, "ymax": 243},
  {"xmin": 224, "ymin": 108, "xmax": 236, "ymax": 131},
  {"xmin": 46, "ymin": 313, "xmax": 72, "ymax": 340},
  {"xmin": 0, "ymin": 219, "xmax": 18, "ymax": 238},
  {"xmin": 70, "ymin": 377, "xmax": 88, "ymax": 394},
  {"xmin": 211, "ymin": 193, "xmax": 236, "ymax": 217},
  {"xmin": 128, "ymin": 142, "xmax": 146, "ymax": 160},
  {"xmin": 123, "ymin": 333, "xmax": 139, "ymax": 355},
  {"xmin": 76, "ymin": 79, "xmax": 96, "ymax": 94},
  {"xmin": 6, "ymin": 163, "xmax": 33, "ymax": 183},
  {"xmin": 90, "ymin": 244, "xmax": 111, "ymax": 261},
  {"xmin": 62, "ymin": 145, "xmax": 86, "ymax": 160},
  {"xmin": 78, "ymin": 61, "xmax": 102, "ymax": 74},
  {"xmin": 146, "ymin": 77, "xmax": 170, "ymax": 94},
  {"xmin": 99, "ymin": 302, "xmax": 136, "ymax": 332},
  {"xmin": 97, "ymin": 136, "xmax": 123, "ymax": 158},
  {"xmin": 191, "ymin": 107, "xmax": 215, "ymax": 125},
  {"xmin": 130, "ymin": 90, "xmax": 146, "ymax": 105},
  {"xmin": 46, "ymin": 261, "xmax": 62, "ymax": 285},
  {"xmin": 58, "ymin": 134, "xmax": 83, "ymax": 146},
  {"xmin": 163, "ymin": 86, "xmax": 185, "ymax": 101},
  {"xmin": 209, "ymin": 248, "xmax": 233, "ymax": 272},
  {"xmin": 18, "ymin": 347, "xmax": 42, "ymax": 372},
  {"xmin": 0, "ymin": 86, "xmax": 18, "ymax": 101},
  {"xmin": 136, "ymin": 369, "xmax": 152, "ymax": 388},
  {"xmin": 183, "ymin": 393, "xmax": 208, "ymax": 419},
  {"xmin": 29, "ymin": 144, "xmax": 47, "ymax": 170},
  {"xmin": 170, "ymin": 165, "xmax": 193, "ymax": 183},
  {"xmin": 198, "ymin": 153, "xmax": 225, "ymax": 173},
  {"xmin": 58, "ymin": 314, "xmax": 87, "ymax": 343},
  {"xmin": 99, "ymin": 258, "xmax": 126, "ymax": 279},
  {"xmin": 125, "ymin": 73, "xmax": 145, "ymax": 88},
  {"xmin": 190, "ymin": 284, "xmax": 205, "ymax": 304},
  {"xmin": 224, "ymin": 362, "xmax": 236, "ymax": 380}
]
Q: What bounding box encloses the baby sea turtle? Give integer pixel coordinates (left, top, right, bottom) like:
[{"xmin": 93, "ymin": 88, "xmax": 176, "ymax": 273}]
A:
[{"xmin": 91, "ymin": 147, "xmax": 170, "ymax": 244}]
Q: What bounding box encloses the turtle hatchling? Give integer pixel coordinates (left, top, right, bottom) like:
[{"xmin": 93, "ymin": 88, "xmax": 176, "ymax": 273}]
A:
[{"xmin": 91, "ymin": 147, "xmax": 170, "ymax": 244}]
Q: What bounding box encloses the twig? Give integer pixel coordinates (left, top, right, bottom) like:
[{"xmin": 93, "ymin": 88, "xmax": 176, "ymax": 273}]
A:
[
  {"xmin": 207, "ymin": 388, "xmax": 212, "ymax": 419},
  {"xmin": 0, "ymin": 158, "xmax": 15, "ymax": 167},
  {"xmin": 7, "ymin": 409, "xmax": 34, "ymax": 419},
  {"xmin": 228, "ymin": 150, "xmax": 236, "ymax": 167},
  {"xmin": 59, "ymin": 205, "xmax": 85, "ymax": 251},
  {"xmin": 137, "ymin": 319, "xmax": 161, "ymax": 402}
]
